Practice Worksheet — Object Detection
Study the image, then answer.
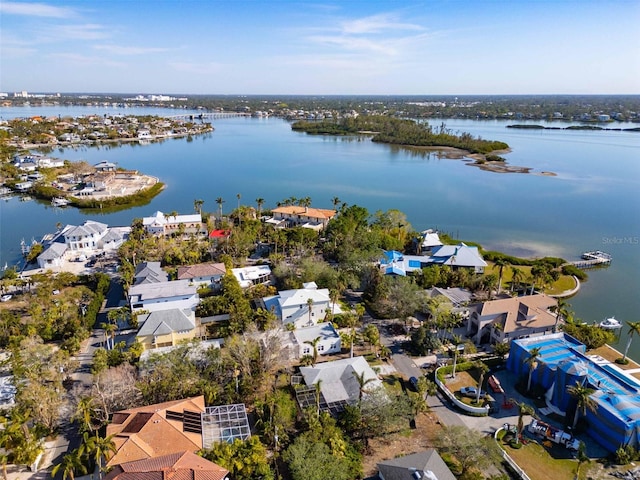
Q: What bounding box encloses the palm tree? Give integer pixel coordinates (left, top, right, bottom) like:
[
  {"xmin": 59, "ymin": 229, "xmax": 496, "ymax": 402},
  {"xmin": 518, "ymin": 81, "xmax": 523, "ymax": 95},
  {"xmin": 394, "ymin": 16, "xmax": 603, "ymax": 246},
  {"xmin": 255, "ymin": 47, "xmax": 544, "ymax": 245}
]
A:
[
  {"xmin": 510, "ymin": 266, "xmax": 524, "ymax": 293},
  {"xmin": 100, "ymin": 322, "xmax": 117, "ymax": 350},
  {"xmin": 51, "ymin": 448, "xmax": 87, "ymax": 480},
  {"xmin": 331, "ymin": 196, "xmax": 341, "ymax": 210},
  {"xmin": 304, "ymin": 336, "xmax": 321, "ymax": 367},
  {"xmin": 524, "ymin": 347, "xmax": 541, "ymax": 392},
  {"xmin": 494, "ymin": 258, "xmax": 508, "ymax": 294},
  {"xmin": 82, "ymin": 433, "xmax": 116, "ymax": 479},
  {"xmin": 215, "ymin": 197, "xmax": 225, "ymax": 222},
  {"xmin": 567, "ymin": 380, "xmax": 597, "ymax": 429},
  {"xmin": 255, "ymin": 198, "xmax": 265, "ymax": 218},
  {"xmin": 236, "ymin": 193, "xmax": 241, "ymax": 211},
  {"xmin": 621, "ymin": 321, "xmax": 640, "ymax": 363},
  {"xmin": 353, "ymin": 370, "xmax": 376, "ymax": 408},
  {"xmin": 314, "ymin": 379, "xmax": 323, "ymax": 416},
  {"xmin": 512, "ymin": 400, "xmax": 535, "ymax": 442},
  {"xmin": 306, "ymin": 297, "xmax": 314, "ymax": 326},
  {"xmin": 474, "ymin": 361, "xmax": 489, "ymax": 404},
  {"xmin": 74, "ymin": 396, "xmax": 97, "ymax": 434},
  {"xmin": 193, "ymin": 198, "xmax": 204, "ymax": 215}
]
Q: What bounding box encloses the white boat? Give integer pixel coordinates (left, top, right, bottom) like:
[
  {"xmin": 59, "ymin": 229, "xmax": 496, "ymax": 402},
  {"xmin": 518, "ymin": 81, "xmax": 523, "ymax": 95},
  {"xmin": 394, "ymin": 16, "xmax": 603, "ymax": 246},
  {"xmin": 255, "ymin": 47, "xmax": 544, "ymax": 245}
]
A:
[
  {"xmin": 599, "ymin": 317, "xmax": 622, "ymax": 329},
  {"xmin": 51, "ymin": 197, "xmax": 70, "ymax": 207}
]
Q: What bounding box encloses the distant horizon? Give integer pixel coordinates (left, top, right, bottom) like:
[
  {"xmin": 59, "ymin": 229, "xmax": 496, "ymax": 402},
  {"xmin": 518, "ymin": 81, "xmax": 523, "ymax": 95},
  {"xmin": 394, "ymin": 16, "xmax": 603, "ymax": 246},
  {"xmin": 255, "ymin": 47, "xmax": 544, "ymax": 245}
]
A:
[
  {"xmin": 4, "ymin": 92, "xmax": 640, "ymax": 98},
  {"xmin": 1, "ymin": 1, "xmax": 638, "ymax": 95}
]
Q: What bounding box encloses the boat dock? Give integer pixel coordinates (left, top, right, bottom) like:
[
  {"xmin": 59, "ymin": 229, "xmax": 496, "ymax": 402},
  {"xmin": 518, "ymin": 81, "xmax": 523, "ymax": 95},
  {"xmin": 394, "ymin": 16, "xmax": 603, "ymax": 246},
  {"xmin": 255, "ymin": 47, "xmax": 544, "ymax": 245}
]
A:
[{"xmin": 569, "ymin": 251, "xmax": 612, "ymax": 269}]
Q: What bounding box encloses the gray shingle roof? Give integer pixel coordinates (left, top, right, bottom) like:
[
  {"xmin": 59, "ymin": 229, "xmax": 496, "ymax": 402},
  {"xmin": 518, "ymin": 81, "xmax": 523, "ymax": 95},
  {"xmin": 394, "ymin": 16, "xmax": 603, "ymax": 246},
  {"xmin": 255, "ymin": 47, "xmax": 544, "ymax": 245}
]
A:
[
  {"xmin": 137, "ymin": 309, "xmax": 195, "ymax": 336},
  {"xmin": 378, "ymin": 449, "xmax": 456, "ymax": 480}
]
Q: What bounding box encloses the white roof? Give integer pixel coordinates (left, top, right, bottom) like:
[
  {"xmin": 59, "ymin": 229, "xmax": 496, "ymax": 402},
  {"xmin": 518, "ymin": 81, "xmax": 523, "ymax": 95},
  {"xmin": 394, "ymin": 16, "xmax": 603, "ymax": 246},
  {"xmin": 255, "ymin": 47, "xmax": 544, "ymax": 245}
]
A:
[
  {"xmin": 231, "ymin": 265, "xmax": 271, "ymax": 288},
  {"xmin": 142, "ymin": 211, "xmax": 202, "ymax": 227},
  {"xmin": 429, "ymin": 242, "xmax": 487, "ymax": 268},
  {"xmin": 129, "ymin": 279, "xmax": 196, "ymax": 302},
  {"xmin": 300, "ymin": 356, "xmax": 382, "ymax": 405},
  {"xmin": 421, "ymin": 230, "xmax": 443, "ymax": 248},
  {"xmin": 278, "ymin": 286, "xmax": 330, "ymax": 308},
  {"xmin": 293, "ymin": 322, "xmax": 339, "ymax": 345},
  {"xmin": 63, "ymin": 220, "xmax": 108, "ymax": 239}
]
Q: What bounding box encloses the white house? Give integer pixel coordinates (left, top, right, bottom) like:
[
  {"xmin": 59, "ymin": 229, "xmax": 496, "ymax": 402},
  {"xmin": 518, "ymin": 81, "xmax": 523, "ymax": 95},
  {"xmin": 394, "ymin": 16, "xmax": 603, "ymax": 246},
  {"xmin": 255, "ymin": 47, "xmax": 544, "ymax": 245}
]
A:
[
  {"xmin": 293, "ymin": 323, "xmax": 341, "ymax": 359},
  {"xmin": 142, "ymin": 211, "xmax": 204, "ymax": 236},
  {"xmin": 231, "ymin": 265, "xmax": 272, "ymax": 289},
  {"xmin": 37, "ymin": 242, "xmax": 67, "ymax": 269},
  {"xmin": 428, "ymin": 242, "xmax": 487, "ymax": 273},
  {"xmin": 128, "ymin": 280, "xmax": 199, "ymax": 313},
  {"xmin": 63, "ymin": 221, "xmax": 109, "ymax": 252},
  {"xmin": 261, "ymin": 282, "xmax": 331, "ymax": 329}
]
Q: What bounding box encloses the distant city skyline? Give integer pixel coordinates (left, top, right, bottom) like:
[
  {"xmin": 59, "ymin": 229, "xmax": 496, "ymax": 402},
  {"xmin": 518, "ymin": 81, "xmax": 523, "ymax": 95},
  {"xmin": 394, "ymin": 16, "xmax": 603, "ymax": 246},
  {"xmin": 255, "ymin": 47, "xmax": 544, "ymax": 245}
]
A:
[{"xmin": 1, "ymin": 0, "xmax": 638, "ymax": 95}]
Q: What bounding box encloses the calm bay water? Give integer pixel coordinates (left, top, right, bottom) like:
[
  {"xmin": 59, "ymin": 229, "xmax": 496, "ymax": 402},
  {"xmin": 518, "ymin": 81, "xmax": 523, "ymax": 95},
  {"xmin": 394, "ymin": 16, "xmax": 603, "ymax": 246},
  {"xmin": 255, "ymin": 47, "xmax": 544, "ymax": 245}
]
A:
[{"xmin": 1, "ymin": 106, "xmax": 639, "ymax": 361}]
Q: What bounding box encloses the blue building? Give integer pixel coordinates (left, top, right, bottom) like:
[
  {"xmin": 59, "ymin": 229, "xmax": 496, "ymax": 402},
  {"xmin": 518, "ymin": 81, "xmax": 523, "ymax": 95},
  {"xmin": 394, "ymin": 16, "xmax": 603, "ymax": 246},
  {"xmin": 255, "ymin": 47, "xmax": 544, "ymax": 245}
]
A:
[{"xmin": 507, "ymin": 333, "xmax": 640, "ymax": 453}]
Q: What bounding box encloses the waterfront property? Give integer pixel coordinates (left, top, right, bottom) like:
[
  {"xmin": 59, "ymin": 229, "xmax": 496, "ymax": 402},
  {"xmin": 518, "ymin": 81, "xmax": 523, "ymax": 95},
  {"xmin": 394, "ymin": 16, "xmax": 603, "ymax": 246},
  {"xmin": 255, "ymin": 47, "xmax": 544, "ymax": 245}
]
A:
[
  {"xmin": 380, "ymin": 242, "xmax": 487, "ymax": 277},
  {"xmin": 265, "ymin": 205, "xmax": 337, "ymax": 231},
  {"xmin": 37, "ymin": 221, "xmax": 130, "ymax": 269},
  {"xmin": 142, "ymin": 211, "xmax": 206, "ymax": 236},
  {"xmin": 467, "ymin": 294, "xmax": 559, "ymax": 345},
  {"xmin": 507, "ymin": 333, "xmax": 640, "ymax": 453}
]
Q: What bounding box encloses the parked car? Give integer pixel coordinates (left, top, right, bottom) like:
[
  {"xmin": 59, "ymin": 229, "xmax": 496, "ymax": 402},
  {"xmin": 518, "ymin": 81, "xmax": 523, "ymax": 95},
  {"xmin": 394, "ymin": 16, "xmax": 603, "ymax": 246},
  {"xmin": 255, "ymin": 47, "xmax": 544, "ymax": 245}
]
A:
[
  {"xmin": 0, "ymin": 294, "xmax": 12, "ymax": 302},
  {"xmin": 460, "ymin": 386, "xmax": 486, "ymax": 398},
  {"xmin": 409, "ymin": 376, "xmax": 420, "ymax": 391}
]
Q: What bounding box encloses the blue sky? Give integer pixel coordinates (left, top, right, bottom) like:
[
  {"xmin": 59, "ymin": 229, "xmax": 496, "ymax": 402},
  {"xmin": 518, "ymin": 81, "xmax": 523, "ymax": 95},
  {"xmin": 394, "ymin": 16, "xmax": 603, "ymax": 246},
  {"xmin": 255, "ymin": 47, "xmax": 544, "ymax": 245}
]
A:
[{"xmin": 1, "ymin": 0, "xmax": 638, "ymax": 95}]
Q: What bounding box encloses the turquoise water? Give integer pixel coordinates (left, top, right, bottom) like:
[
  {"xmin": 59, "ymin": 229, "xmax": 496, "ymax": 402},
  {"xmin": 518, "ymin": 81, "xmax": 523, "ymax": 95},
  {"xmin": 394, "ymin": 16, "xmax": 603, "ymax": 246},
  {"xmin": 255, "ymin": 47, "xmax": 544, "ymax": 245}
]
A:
[{"xmin": 1, "ymin": 108, "xmax": 639, "ymax": 360}]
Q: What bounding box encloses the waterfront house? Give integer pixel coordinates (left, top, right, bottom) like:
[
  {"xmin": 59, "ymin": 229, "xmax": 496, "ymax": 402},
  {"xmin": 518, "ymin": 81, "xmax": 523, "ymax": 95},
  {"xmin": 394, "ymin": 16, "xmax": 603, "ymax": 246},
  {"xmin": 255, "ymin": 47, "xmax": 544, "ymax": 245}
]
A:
[
  {"xmin": 261, "ymin": 282, "xmax": 331, "ymax": 329},
  {"xmin": 377, "ymin": 449, "xmax": 456, "ymax": 480},
  {"xmin": 103, "ymin": 451, "xmax": 229, "ymax": 480},
  {"xmin": 106, "ymin": 396, "xmax": 206, "ymax": 467},
  {"xmin": 94, "ymin": 160, "xmax": 117, "ymax": 172},
  {"xmin": 420, "ymin": 229, "xmax": 443, "ymax": 254},
  {"xmin": 467, "ymin": 294, "xmax": 558, "ymax": 345},
  {"xmin": 231, "ymin": 265, "xmax": 272, "ymax": 289},
  {"xmin": 267, "ymin": 205, "xmax": 337, "ymax": 230},
  {"xmin": 428, "ymin": 242, "xmax": 487, "ymax": 273},
  {"xmin": 507, "ymin": 333, "xmax": 640, "ymax": 454},
  {"xmin": 177, "ymin": 262, "xmax": 227, "ymax": 289},
  {"xmin": 128, "ymin": 279, "xmax": 199, "ymax": 313},
  {"xmin": 142, "ymin": 211, "xmax": 205, "ymax": 237},
  {"xmin": 136, "ymin": 308, "xmax": 198, "ymax": 350},
  {"xmin": 36, "ymin": 242, "xmax": 67, "ymax": 269}
]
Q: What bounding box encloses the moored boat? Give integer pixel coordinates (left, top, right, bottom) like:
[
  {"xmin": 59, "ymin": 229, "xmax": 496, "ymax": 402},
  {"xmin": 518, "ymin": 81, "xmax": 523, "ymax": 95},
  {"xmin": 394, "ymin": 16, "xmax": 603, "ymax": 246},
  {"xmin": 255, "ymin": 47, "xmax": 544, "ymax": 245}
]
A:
[
  {"xmin": 598, "ymin": 317, "xmax": 622, "ymax": 329},
  {"xmin": 51, "ymin": 197, "xmax": 70, "ymax": 207}
]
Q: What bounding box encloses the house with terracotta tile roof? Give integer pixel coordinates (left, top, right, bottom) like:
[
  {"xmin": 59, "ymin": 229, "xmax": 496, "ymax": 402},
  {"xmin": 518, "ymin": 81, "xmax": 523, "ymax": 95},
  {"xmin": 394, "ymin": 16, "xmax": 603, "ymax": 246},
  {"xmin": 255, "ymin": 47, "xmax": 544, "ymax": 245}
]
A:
[
  {"xmin": 103, "ymin": 450, "xmax": 229, "ymax": 480},
  {"xmin": 467, "ymin": 294, "xmax": 558, "ymax": 345},
  {"xmin": 267, "ymin": 205, "xmax": 336, "ymax": 231},
  {"xmin": 106, "ymin": 396, "xmax": 206, "ymax": 467},
  {"xmin": 177, "ymin": 262, "xmax": 227, "ymax": 289}
]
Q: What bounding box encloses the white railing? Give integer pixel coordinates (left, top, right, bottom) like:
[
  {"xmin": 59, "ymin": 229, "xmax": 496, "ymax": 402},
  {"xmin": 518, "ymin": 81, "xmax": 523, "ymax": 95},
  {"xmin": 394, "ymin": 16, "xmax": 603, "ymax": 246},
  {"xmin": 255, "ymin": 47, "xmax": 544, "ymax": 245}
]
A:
[
  {"xmin": 434, "ymin": 365, "xmax": 490, "ymax": 415},
  {"xmin": 493, "ymin": 426, "xmax": 532, "ymax": 480}
]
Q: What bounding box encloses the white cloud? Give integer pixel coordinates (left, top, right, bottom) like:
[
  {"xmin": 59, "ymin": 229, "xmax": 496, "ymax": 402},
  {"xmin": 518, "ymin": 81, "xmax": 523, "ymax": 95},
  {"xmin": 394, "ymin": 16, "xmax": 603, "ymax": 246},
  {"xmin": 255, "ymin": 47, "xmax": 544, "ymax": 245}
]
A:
[
  {"xmin": 50, "ymin": 23, "xmax": 110, "ymax": 41},
  {"xmin": 94, "ymin": 45, "xmax": 173, "ymax": 56},
  {"xmin": 307, "ymin": 35, "xmax": 398, "ymax": 55},
  {"xmin": 0, "ymin": 1, "xmax": 76, "ymax": 18},
  {"xmin": 341, "ymin": 13, "xmax": 424, "ymax": 34}
]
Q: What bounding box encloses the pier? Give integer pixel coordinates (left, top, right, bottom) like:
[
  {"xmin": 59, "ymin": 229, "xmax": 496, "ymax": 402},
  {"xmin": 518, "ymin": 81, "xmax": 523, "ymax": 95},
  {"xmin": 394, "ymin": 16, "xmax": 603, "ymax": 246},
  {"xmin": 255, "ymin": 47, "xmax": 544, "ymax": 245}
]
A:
[
  {"xmin": 168, "ymin": 112, "xmax": 251, "ymax": 121},
  {"xmin": 569, "ymin": 251, "xmax": 612, "ymax": 269}
]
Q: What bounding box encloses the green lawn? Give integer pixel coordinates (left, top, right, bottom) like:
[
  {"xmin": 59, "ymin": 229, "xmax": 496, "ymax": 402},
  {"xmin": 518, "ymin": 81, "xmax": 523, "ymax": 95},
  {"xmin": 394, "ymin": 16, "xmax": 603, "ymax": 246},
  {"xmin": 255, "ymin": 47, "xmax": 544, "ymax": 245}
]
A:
[
  {"xmin": 485, "ymin": 263, "xmax": 577, "ymax": 295},
  {"xmin": 500, "ymin": 439, "xmax": 578, "ymax": 480}
]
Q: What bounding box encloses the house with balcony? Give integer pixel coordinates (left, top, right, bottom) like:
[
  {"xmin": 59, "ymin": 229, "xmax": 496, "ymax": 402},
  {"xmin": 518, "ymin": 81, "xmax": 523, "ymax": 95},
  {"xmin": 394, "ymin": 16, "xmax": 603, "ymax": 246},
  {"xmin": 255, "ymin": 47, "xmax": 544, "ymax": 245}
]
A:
[
  {"xmin": 260, "ymin": 282, "xmax": 331, "ymax": 329},
  {"xmin": 266, "ymin": 205, "xmax": 336, "ymax": 231},
  {"xmin": 142, "ymin": 211, "xmax": 205, "ymax": 236},
  {"xmin": 467, "ymin": 294, "xmax": 558, "ymax": 345},
  {"xmin": 231, "ymin": 265, "xmax": 272, "ymax": 289}
]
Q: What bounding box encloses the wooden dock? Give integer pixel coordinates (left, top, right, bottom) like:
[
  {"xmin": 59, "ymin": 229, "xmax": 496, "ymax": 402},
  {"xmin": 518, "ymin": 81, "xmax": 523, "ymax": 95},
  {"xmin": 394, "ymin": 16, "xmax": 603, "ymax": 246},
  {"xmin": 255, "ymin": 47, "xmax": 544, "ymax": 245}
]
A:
[{"xmin": 569, "ymin": 251, "xmax": 612, "ymax": 269}]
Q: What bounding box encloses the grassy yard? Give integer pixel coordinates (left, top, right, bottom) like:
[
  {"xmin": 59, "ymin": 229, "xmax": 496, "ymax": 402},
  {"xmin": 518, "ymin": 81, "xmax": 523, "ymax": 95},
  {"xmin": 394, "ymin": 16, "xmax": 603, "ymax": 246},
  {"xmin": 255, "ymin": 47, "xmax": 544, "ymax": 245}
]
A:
[
  {"xmin": 485, "ymin": 263, "xmax": 577, "ymax": 295},
  {"xmin": 501, "ymin": 440, "xmax": 578, "ymax": 480}
]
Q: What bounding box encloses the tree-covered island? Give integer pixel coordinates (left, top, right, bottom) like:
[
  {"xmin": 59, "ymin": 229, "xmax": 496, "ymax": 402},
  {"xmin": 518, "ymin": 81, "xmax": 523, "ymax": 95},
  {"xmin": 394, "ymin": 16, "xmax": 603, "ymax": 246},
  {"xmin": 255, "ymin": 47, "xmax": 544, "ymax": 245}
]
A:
[{"xmin": 292, "ymin": 116, "xmax": 509, "ymax": 154}]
